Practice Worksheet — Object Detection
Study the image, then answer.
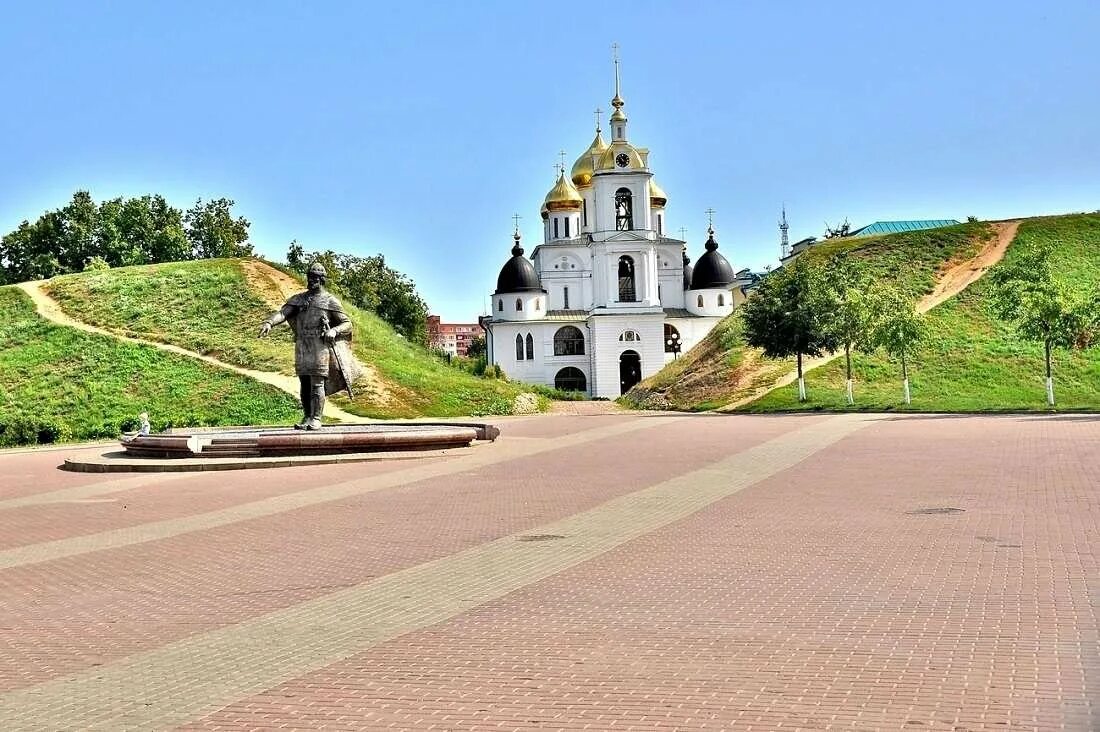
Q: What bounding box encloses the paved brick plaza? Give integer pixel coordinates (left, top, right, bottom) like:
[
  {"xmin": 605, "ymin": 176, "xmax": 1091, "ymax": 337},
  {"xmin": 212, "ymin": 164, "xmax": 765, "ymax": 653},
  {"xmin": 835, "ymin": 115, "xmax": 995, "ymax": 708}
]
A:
[{"xmin": 0, "ymin": 413, "xmax": 1096, "ymax": 731}]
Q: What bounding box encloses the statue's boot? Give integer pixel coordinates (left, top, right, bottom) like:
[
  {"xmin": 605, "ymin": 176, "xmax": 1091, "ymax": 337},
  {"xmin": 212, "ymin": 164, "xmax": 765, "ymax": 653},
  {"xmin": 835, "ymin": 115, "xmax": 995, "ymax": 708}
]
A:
[
  {"xmin": 305, "ymin": 381, "xmax": 325, "ymax": 431},
  {"xmin": 294, "ymin": 377, "xmax": 311, "ymax": 429}
]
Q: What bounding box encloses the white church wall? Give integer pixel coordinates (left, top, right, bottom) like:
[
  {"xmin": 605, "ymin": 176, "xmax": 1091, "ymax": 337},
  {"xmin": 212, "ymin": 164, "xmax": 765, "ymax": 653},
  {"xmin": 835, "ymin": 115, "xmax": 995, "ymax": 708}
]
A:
[
  {"xmin": 685, "ymin": 288, "xmax": 734, "ymax": 317},
  {"xmin": 588, "ymin": 315, "xmax": 664, "ymax": 398},
  {"xmin": 658, "ymin": 272, "xmax": 685, "ymax": 308},
  {"xmin": 491, "ymin": 291, "xmax": 547, "ymax": 322}
]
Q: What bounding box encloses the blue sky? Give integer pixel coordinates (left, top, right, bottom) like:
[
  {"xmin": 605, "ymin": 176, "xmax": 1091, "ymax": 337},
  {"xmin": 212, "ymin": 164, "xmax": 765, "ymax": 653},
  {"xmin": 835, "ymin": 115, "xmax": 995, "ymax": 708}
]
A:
[{"xmin": 2, "ymin": 1, "xmax": 1098, "ymax": 320}]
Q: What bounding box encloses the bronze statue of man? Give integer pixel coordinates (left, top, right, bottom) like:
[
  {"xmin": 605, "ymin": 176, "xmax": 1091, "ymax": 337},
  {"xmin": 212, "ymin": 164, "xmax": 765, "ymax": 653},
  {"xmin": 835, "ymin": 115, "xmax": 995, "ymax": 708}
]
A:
[{"xmin": 258, "ymin": 262, "xmax": 352, "ymax": 430}]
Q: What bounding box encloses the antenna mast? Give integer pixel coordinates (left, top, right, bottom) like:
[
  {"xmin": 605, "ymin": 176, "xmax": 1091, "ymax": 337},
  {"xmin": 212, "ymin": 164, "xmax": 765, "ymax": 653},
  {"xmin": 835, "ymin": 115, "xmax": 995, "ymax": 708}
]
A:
[{"xmin": 779, "ymin": 205, "xmax": 790, "ymax": 259}]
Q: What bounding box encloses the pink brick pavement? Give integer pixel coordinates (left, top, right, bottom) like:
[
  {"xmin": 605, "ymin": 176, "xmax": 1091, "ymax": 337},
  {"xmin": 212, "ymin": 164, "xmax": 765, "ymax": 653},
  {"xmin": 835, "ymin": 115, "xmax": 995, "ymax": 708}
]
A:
[
  {"xmin": 0, "ymin": 414, "xmax": 816, "ymax": 693},
  {"xmin": 0, "ymin": 446, "xmax": 120, "ymax": 499},
  {"xmin": 186, "ymin": 415, "xmax": 1099, "ymax": 731},
  {"xmin": 0, "ymin": 455, "xmax": 442, "ymax": 549},
  {"xmin": 0, "ymin": 413, "xmax": 1097, "ymax": 730}
]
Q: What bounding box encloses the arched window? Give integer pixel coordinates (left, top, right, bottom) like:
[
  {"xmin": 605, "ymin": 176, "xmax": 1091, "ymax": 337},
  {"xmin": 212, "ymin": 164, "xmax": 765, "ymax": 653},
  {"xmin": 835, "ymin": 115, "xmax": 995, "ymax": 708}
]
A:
[
  {"xmin": 615, "ymin": 187, "xmax": 634, "ymax": 231},
  {"xmin": 582, "ymin": 199, "xmax": 587, "ymax": 227},
  {"xmin": 618, "ymin": 330, "xmax": 641, "ymax": 342},
  {"xmin": 515, "ymin": 334, "xmax": 524, "ymax": 361},
  {"xmin": 697, "ymin": 294, "xmax": 704, "ymax": 308},
  {"xmin": 553, "ymin": 326, "xmax": 585, "ymax": 356},
  {"xmin": 525, "ymin": 333, "xmax": 534, "ymax": 360},
  {"xmin": 497, "ymin": 299, "xmax": 503, "ymax": 312},
  {"xmin": 664, "ymin": 323, "xmax": 682, "ymax": 354},
  {"xmin": 515, "ymin": 298, "xmax": 523, "ymax": 311},
  {"xmin": 657, "ymin": 213, "xmax": 663, "ymax": 235},
  {"xmin": 563, "ymin": 286, "xmax": 570, "ymax": 309},
  {"xmin": 554, "ymin": 367, "xmax": 587, "ymax": 392},
  {"xmin": 564, "ymin": 218, "xmax": 570, "ymax": 237},
  {"xmin": 717, "ymin": 293, "xmax": 725, "ymax": 306},
  {"xmin": 618, "ymin": 255, "xmax": 636, "ymax": 302}
]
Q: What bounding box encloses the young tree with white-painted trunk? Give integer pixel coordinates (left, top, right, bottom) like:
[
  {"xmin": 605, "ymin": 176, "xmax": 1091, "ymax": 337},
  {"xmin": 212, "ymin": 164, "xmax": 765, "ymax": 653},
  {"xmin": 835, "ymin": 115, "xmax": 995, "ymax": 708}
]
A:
[
  {"xmin": 824, "ymin": 257, "xmax": 878, "ymax": 405},
  {"xmin": 741, "ymin": 257, "xmax": 838, "ymax": 402},
  {"xmin": 872, "ymin": 288, "xmax": 927, "ymax": 406},
  {"xmin": 987, "ymin": 241, "xmax": 1095, "ymax": 407}
]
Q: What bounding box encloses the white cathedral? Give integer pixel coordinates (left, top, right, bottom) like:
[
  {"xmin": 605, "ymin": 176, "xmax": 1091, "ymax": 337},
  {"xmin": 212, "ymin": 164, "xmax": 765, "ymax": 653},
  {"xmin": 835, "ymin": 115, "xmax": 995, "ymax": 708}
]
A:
[{"xmin": 483, "ymin": 62, "xmax": 745, "ymax": 398}]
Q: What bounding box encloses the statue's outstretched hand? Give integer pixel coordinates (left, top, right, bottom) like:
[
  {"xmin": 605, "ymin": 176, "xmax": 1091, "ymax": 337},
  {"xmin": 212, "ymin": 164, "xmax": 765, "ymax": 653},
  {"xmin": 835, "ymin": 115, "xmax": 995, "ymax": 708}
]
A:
[
  {"xmin": 323, "ymin": 328, "xmax": 338, "ymax": 345},
  {"xmin": 259, "ymin": 322, "xmax": 272, "ymax": 338}
]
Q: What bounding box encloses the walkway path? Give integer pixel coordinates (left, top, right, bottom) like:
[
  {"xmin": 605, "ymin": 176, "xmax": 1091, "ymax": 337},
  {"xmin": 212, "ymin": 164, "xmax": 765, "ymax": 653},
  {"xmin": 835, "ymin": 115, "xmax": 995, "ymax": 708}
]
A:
[
  {"xmin": 14, "ymin": 280, "xmax": 362, "ymax": 423},
  {"xmin": 0, "ymin": 411, "xmax": 1095, "ymax": 730},
  {"xmin": 724, "ymin": 220, "xmax": 1021, "ymax": 410}
]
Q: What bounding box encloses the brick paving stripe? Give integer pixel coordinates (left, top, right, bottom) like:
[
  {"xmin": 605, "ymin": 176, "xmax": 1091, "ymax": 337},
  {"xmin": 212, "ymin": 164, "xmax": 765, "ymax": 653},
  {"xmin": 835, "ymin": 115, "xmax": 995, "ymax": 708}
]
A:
[
  {"xmin": 0, "ymin": 413, "xmax": 876, "ymax": 730},
  {"xmin": 0, "ymin": 416, "xmax": 685, "ymax": 571}
]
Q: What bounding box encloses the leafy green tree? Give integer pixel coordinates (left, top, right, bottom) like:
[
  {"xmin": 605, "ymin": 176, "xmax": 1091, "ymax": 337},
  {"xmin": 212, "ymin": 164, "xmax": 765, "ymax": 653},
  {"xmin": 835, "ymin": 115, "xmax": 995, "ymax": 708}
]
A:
[
  {"xmin": 1, "ymin": 191, "xmax": 240, "ymax": 282},
  {"xmin": 871, "ymin": 287, "xmax": 927, "ymax": 405},
  {"xmin": 58, "ymin": 191, "xmax": 99, "ymax": 272},
  {"xmin": 741, "ymin": 257, "xmax": 838, "ymax": 401},
  {"xmin": 987, "ymin": 241, "xmax": 1096, "ymax": 406},
  {"xmin": 465, "ymin": 335, "xmax": 486, "ymax": 360},
  {"xmin": 824, "ymin": 256, "xmax": 879, "ymax": 404},
  {"xmin": 286, "ymin": 240, "xmax": 305, "ymax": 270},
  {"xmin": 184, "ymin": 198, "xmax": 253, "ymax": 259}
]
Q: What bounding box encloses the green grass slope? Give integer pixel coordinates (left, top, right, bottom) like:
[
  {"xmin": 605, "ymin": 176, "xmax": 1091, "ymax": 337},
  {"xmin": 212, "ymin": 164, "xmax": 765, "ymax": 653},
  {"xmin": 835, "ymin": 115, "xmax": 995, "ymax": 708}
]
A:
[
  {"xmin": 44, "ymin": 258, "xmax": 535, "ymax": 418},
  {"xmin": 0, "ymin": 287, "xmax": 298, "ymax": 446},
  {"xmin": 623, "ymin": 221, "xmax": 994, "ymax": 411},
  {"xmin": 743, "ymin": 214, "xmax": 1100, "ymax": 412}
]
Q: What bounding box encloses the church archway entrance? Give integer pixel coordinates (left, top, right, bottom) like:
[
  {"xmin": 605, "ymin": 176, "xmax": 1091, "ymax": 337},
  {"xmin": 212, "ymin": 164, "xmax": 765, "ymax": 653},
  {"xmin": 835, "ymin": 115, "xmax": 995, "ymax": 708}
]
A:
[{"xmin": 619, "ymin": 350, "xmax": 641, "ymax": 394}]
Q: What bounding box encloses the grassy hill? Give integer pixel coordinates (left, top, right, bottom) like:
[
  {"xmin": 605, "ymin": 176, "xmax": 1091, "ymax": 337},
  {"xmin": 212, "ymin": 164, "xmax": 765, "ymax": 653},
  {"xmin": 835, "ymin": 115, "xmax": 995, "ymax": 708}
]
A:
[
  {"xmin": 0, "ymin": 286, "xmax": 299, "ymax": 446},
  {"xmin": 42, "ymin": 258, "xmax": 538, "ymax": 420},
  {"xmin": 623, "ymin": 221, "xmax": 995, "ymax": 411},
  {"xmin": 625, "ymin": 214, "xmax": 1100, "ymax": 413},
  {"xmin": 743, "ymin": 214, "xmax": 1100, "ymax": 412}
]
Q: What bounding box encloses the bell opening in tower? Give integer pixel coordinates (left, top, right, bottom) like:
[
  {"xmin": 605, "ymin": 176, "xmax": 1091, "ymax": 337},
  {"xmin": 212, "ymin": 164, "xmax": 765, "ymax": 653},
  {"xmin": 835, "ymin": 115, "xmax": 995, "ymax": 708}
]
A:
[
  {"xmin": 618, "ymin": 255, "xmax": 636, "ymax": 302},
  {"xmin": 615, "ymin": 188, "xmax": 634, "ymax": 231}
]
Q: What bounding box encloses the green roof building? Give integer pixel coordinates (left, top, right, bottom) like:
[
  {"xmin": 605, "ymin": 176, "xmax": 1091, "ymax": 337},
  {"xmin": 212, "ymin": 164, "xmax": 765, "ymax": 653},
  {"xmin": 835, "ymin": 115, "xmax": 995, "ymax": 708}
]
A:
[{"xmin": 847, "ymin": 219, "xmax": 960, "ymax": 237}]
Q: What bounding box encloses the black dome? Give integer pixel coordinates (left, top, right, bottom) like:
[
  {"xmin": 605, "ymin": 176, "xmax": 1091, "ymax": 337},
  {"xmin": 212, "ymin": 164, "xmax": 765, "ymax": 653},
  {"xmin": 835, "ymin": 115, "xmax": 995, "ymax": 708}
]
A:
[
  {"xmin": 682, "ymin": 250, "xmax": 693, "ymax": 289},
  {"xmin": 494, "ymin": 235, "xmax": 544, "ymax": 295},
  {"xmin": 690, "ymin": 229, "xmax": 735, "ymax": 290}
]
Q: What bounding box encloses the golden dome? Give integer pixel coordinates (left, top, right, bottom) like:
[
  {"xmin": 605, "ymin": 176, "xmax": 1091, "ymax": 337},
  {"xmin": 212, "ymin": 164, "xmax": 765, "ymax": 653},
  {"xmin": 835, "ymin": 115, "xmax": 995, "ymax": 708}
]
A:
[
  {"xmin": 543, "ymin": 172, "xmax": 583, "ymax": 211},
  {"xmin": 570, "ymin": 129, "xmax": 608, "ymax": 189},
  {"xmin": 597, "ymin": 141, "xmax": 645, "ymax": 172},
  {"xmin": 649, "ymin": 178, "xmax": 668, "ymax": 208}
]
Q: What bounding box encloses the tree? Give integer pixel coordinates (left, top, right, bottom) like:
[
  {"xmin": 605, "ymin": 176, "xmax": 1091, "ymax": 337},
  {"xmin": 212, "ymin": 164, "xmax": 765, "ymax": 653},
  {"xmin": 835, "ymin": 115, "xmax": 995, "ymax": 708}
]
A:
[
  {"xmin": 987, "ymin": 241, "xmax": 1096, "ymax": 406},
  {"xmin": 465, "ymin": 335, "xmax": 486, "ymax": 360},
  {"xmin": 824, "ymin": 256, "xmax": 879, "ymax": 404},
  {"xmin": 741, "ymin": 257, "xmax": 838, "ymax": 401},
  {"xmin": 871, "ymin": 287, "xmax": 927, "ymax": 405},
  {"xmin": 0, "ymin": 191, "xmax": 240, "ymax": 283},
  {"xmin": 823, "ymin": 219, "xmax": 851, "ymax": 239},
  {"xmin": 184, "ymin": 198, "xmax": 253, "ymax": 259},
  {"xmin": 286, "ymin": 240, "xmax": 305, "ymax": 270}
]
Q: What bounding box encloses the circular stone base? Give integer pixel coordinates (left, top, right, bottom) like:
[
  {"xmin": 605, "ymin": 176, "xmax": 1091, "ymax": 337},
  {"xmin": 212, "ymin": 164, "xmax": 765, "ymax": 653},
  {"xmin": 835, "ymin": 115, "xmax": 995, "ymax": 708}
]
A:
[
  {"xmin": 62, "ymin": 422, "xmax": 499, "ymax": 473},
  {"xmin": 63, "ymin": 447, "xmax": 464, "ymax": 473}
]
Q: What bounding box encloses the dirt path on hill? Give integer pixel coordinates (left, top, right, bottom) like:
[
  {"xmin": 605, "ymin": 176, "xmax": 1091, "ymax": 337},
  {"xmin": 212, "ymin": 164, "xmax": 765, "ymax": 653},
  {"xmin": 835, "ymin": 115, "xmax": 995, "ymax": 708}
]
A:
[
  {"xmin": 241, "ymin": 260, "xmax": 303, "ymax": 308},
  {"xmin": 14, "ymin": 280, "xmax": 363, "ymax": 423},
  {"xmin": 721, "ymin": 220, "xmax": 1022, "ymax": 411}
]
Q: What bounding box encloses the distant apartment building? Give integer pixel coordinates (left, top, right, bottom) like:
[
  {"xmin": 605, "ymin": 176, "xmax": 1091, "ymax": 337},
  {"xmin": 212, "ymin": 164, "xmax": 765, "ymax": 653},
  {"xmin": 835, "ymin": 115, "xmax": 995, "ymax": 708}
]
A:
[{"xmin": 426, "ymin": 315, "xmax": 485, "ymax": 357}]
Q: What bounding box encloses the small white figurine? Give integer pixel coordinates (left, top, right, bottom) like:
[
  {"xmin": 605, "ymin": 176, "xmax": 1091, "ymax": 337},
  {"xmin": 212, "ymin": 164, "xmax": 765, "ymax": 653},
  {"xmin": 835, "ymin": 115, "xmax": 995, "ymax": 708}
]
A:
[{"xmin": 138, "ymin": 412, "xmax": 151, "ymax": 436}]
